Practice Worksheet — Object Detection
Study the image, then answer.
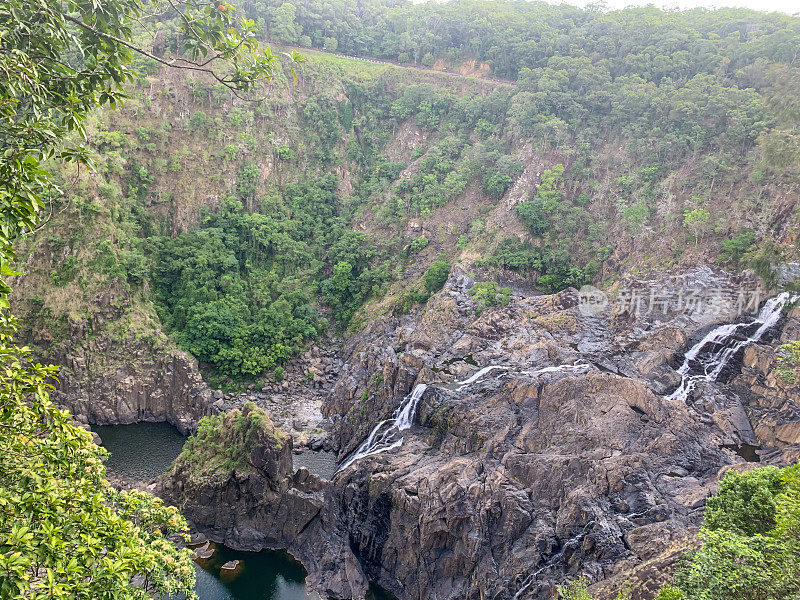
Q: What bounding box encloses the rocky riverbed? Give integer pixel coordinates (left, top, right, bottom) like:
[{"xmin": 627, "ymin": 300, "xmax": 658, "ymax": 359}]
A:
[
  {"xmin": 155, "ymin": 267, "xmax": 800, "ymax": 600},
  {"xmin": 63, "ymin": 266, "xmax": 800, "ymax": 600}
]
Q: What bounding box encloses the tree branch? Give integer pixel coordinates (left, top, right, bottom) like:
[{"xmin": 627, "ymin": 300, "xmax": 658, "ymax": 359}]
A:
[{"xmin": 60, "ymin": 13, "xmax": 270, "ymax": 101}]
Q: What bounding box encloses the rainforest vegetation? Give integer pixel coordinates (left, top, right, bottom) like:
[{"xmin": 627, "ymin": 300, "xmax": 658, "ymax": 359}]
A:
[
  {"xmin": 0, "ymin": 0, "xmax": 284, "ymax": 596},
  {"xmin": 2, "ymin": 0, "xmax": 800, "ymax": 597},
  {"xmin": 23, "ymin": 0, "xmax": 800, "ymax": 380}
]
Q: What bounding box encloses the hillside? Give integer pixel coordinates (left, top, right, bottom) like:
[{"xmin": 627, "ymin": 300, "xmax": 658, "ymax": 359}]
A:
[
  {"xmin": 13, "ymin": 16, "xmax": 800, "ymax": 392},
  {"xmin": 6, "ymin": 1, "xmax": 800, "ymax": 600}
]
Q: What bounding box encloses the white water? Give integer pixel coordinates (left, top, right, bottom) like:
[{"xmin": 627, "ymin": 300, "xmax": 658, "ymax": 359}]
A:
[
  {"xmin": 511, "ymin": 545, "xmax": 569, "ymax": 600},
  {"xmin": 668, "ymin": 292, "xmax": 796, "ymax": 402},
  {"xmin": 336, "ymin": 383, "xmax": 428, "ymax": 473},
  {"xmin": 522, "ymin": 362, "xmax": 592, "ymax": 378},
  {"xmin": 456, "ymin": 365, "xmax": 508, "ymax": 386}
]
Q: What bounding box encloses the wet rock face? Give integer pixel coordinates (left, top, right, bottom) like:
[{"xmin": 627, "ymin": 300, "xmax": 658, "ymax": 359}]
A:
[
  {"xmin": 57, "ymin": 266, "xmax": 800, "ymax": 600},
  {"xmin": 333, "ymin": 371, "xmax": 728, "ymax": 600},
  {"xmin": 312, "ymin": 267, "xmax": 795, "ymax": 600},
  {"xmin": 732, "ymin": 307, "xmax": 800, "ymax": 464}
]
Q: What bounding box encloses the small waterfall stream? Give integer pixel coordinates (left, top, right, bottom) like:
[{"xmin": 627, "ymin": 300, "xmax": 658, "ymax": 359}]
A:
[
  {"xmin": 336, "ymin": 364, "xmax": 515, "ymax": 473},
  {"xmin": 336, "ymin": 383, "xmax": 429, "ymax": 472},
  {"xmin": 668, "ymin": 292, "xmax": 796, "ymax": 402},
  {"xmin": 337, "ymin": 360, "xmax": 595, "ymax": 473},
  {"xmin": 455, "ymin": 365, "xmax": 508, "ymax": 385}
]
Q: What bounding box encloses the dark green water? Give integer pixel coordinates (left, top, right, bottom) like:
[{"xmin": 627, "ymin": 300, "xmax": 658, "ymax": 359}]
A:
[
  {"xmin": 92, "ymin": 421, "xmax": 187, "ymax": 480},
  {"xmin": 91, "ymin": 421, "xmax": 314, "ymax": 600},
  {"xmin": 195, "ymin": 544, "xmax": 311, "ymax": 600}
]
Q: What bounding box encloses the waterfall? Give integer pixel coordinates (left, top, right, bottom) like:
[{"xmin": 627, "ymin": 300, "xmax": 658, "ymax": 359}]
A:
[
  {"xmin": 455, "ymin": 365, "xmax": 508, "ymax": 386},
  {"xmin": 667, "ymin": 292, "xmax": 796, "ymax": 403},
  {"xmin": 336, "ymin": 383, "xmax": 428, "ymax": 473},
  {"xmin": 337, "ymin": 361, "xmax": 594, "ymax": 472},
  {"xmin": 522, "ymin": 362, "xmax": 591, "ymax": 377}
]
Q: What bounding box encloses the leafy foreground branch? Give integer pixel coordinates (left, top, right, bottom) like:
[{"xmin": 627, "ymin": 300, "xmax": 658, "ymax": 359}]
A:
[
  {"xmin": 560, "ymin": 464, "xmax": 800, "ymax": 600},
  {"xmin": 0, "ymin": 0, "xmax": 288, "ymax": 596},
  {"xmin": 0, "ymin": 311, "xmax": 196, "ymax": 599}
]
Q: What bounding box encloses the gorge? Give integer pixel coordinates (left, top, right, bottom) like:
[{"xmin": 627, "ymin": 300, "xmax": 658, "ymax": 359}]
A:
[
  {"xmin": 4, "ymin": 1, "xmax": 800, "ymax": 599},
  {"xmin": 102, "ymin": 267, "xmax": 800, "ymax": 600}
]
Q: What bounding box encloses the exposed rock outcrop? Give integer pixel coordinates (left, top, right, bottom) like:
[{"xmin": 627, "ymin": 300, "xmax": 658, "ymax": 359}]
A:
[
  {"xmin": 158, "ymin": 403, "xmax": 369, "ymax": 599},
  {"xmin": 16, "ymin": 284, "xmax": 213, "ymax": 433},
  {"xmin": 160, "ymin": 267, "xmax": 800, "ymax": 600},
  {"xmin": 732, "ymin": 305, "xmax": 800, "ymax": 464}
]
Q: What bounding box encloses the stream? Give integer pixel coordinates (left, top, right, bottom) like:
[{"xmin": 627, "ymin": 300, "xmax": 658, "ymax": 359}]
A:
[{"xmin": 91, "ymin": 422, "xmax": 315, "ymax": 600}]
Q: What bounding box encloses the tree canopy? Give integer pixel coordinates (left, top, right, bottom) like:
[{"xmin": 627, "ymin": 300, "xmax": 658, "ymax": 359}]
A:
[{"xmin": 0, "ymin": 0, "xmax": 286, "ymax": 596}]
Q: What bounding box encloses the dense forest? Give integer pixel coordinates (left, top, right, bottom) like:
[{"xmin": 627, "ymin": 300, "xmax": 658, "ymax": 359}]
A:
[
  {"xmin": 3, "ymin": 0, "xmax": 800, "ymax": 598},
  {"xmin": 20, "ymin": 0, "xmax": 800, "ymax": 385},
  {"xmin": 241, "ymin": 0, "xmax": 800, "ymax": 79}
]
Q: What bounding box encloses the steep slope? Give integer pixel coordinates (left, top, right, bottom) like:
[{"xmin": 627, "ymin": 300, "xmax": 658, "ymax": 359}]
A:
[
  {"xmin": 160, "ymin": 267, "xmax": 800, "ymax": 599},
  {"xmin": 13, "ymin": 40, "xmax": 800, "ymax": 411}
]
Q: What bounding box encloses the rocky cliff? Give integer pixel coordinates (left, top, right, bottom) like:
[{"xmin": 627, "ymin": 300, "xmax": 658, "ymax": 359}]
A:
[
  {"xmin": 16, "ymin": 281, "xmax": 213, "ymax": 434},
  {"xmin": 733, "ymin": 307, "xmax": 800, "ymax": 464},
  {"xmin": 158, "ymin": 403, "xmax": 369, "ymax": 599},
  {"xmin": 160, "ymin": 267, "xmax": 800, "ymax": 600}
]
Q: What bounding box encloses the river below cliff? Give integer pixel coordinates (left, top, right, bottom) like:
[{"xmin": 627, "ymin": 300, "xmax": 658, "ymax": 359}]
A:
[
  {"xmin": 292, "ymin": 449, "xmax": 338, "ymax": 480},
  {"xmin": 92, "ymin": 422, "xmax": 316, "ymax": 600}
]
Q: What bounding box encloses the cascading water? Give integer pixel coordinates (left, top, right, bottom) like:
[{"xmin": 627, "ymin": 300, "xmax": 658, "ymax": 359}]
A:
[
  {"xmin": 668, "ymin": 292, "xmax": 796, "ymax": 403},
  {"xmin": 455, "ymin": 365, "xmax": 508, "ymax": 386},
  {"xmin": 337, "ymin": 361, "xmax": 594, "ymax": 472},
  {"xmin": 336, "ymin": 383, "xmax": 428, "ymax": 473},
  {"xmin": 522, "ymin": 361, "xmax": 591, "ymax": 378}
]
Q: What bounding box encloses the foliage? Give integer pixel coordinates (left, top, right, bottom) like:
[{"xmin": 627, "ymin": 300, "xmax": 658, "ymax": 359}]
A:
[
  {"xmin": 276, "ymin": 144, "xmax": 295, "ymax": 160},
  {"xmin": 776, "ymin": 340, "xmax": 800, "ymax": 383},
  {"xmin": 720, "ymin": 230, "xmax": 756, "ymax": 265},
  {"xmin": 320, "ymin": 231, "xmax": 387, "ymax": 327},
  {"xmin": 483, "ymin": 239, "xmax": 542, "ymax": 271},
  {"xmin": 658, "ymin": 464, "xmax": 800, "ymax": 600},
  {"xmin": 0, "ymin": 0, "xmax": 296, "ymax": 596},
  {"xmin": 469, "ymin": 281, "xmax": 511, "ymax": 313},
  {"xmin": 409, "ymin": 236, "xmax": 430, "ymax": 253},
  {"xmin": 0, "ymin": 0, "xmax": 293, "ymax": 294},
  {"xmin": 743, "ymin": 238, "xmax": 784, "ymax": 288},
  {"xmin": 0, "ymin": 312, "xmax": 196, "ymax": 599},
  {"xmin": 683, "ymin": 207, "xmax": 711, "ymax": 245},
  {"xmin": 558, "ymin": 577, "xmax": 594, "ymax": 600},
  {"xmin": 422, "ymin": 258, "xmax": 450, "ymax": 294},
  {"xmin": 176, "ymin": 402, "xmax": 288, "ymax": 478},
  {"xmin": 516, "ymin": 200, "xmax": 550, "ymax": 236},
  {"xmin": 703, "ymin": 466, "xmax": 786, "ymax": 536},
  {"xmin": 152, "ymin": 182, "xmax": 335, "ymax": 379}
]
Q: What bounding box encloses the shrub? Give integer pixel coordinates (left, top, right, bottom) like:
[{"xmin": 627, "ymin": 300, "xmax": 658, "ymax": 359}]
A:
[
  {"xmin": 485, "ymin": 238, "xmax": 541, "ymax": 271},
  {"xmin": 658, "ymin": 464, "xmax": 800, "ymax": 600},
  {"xmin": 720, "ymin": 230, "xmax": 756, "ymax": 264},
  {"xmin": 410, "ymin": 236, "xmax": 429, "ymax": 253},
  {"xmin": 276, "ymin": 144, "xmax": 295, "ymax": 160},
  {"xmin": 558, "ymin": 577, "xmax": 593, "ymax": 600},
  {"xmin": 777, "ymin": 340, "xmax": 800, "ymax": 383},
  {"xmin": 704, "ymin": 466, "xmax": 786, "ymax": 536},
  {"xmin": 273, "ymin": 366, "xmax": 284, "ymax": 382},
  {"xmin": 423, "ymin": 258, "xmax": 450, "ymax": 293},
  {"xmin": 516, "ymin": 200, "xmax": 549, "ymax": 235},
  {"xmin": 189, "ymin": 110, "xmax": 207, "ymax": 133},
  {"xmin": 483, "ymin": 171, "xmax": 513, "ymax": 198},
  {"xmin": 469, "ymin": 281, "xmax": 511, "ymax": 312}
]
